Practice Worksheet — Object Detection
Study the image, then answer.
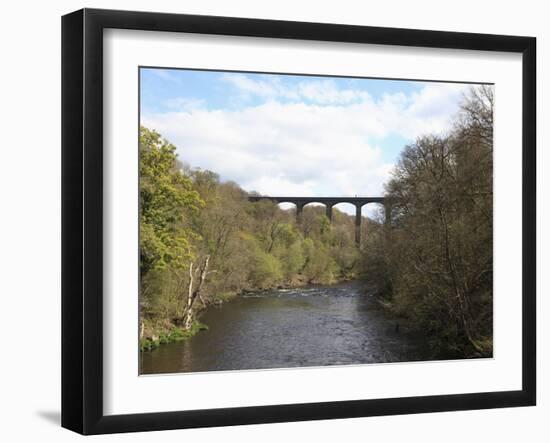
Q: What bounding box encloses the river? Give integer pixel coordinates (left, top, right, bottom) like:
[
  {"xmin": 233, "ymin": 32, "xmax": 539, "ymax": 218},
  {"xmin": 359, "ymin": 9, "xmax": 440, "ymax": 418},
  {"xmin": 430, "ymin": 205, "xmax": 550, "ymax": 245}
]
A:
[{"xmin": 140, "ymin": 281, "xmax": 432, "ymax": 375}]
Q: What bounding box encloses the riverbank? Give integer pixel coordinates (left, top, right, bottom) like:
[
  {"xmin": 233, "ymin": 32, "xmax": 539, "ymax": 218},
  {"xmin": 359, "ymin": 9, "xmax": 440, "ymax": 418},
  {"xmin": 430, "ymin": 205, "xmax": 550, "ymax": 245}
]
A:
[
  {"xmin": 140, "ymin": 274, "xmax": 358, "ymax": 352},
  {"xmin": 372, "ymin": 289, "xmax": 493, "ymax": 359},
  {"xmin": 139, "ymin": 320, "xmax": 209, "ymax": 352}
]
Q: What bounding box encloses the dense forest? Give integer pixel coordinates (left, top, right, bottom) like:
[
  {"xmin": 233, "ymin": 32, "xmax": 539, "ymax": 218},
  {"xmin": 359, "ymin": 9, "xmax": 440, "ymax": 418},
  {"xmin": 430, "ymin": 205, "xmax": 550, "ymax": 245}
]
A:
[
  {"xmin": 140, "ymin": 85, "xmax": 493, "ymax": 359},
  {"xmin": 362, "ymin": 85, "xmax": 493, "ymax": 357}
]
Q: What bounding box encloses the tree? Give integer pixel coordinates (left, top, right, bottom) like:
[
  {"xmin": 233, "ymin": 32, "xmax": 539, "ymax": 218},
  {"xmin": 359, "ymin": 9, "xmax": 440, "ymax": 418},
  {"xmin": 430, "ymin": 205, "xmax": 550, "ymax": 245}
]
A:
[
  {"xmin": 139, "ymin": 127, "xmax": 204, "ymax": 335},
  {"xmin": 139, "ymin": 126, "xmax": 203, "ymax": 277},
  {"xmin": 366, "ymin": 86, "xmax": 494, "ymax": 357}
]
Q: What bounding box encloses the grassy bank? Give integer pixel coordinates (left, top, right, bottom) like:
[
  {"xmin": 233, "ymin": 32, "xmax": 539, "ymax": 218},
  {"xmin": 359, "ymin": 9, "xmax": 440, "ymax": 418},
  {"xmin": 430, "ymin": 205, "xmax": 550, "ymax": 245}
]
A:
[{"xmin": 140, "ymin": 321, "xmax": 209, "ymax": 352}]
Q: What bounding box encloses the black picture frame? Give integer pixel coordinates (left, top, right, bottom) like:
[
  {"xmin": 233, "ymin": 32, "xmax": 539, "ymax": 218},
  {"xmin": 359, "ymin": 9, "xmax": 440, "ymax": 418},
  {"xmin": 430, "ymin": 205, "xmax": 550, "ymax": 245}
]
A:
[{"xmin": 62, "ymin": 8, "xmax": 536, "ymax": 435}]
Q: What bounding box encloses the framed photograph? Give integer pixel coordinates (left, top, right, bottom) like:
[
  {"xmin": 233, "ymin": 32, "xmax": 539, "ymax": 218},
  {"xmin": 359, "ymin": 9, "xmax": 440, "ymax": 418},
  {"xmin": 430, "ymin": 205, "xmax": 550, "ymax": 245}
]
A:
[{"xmin": 61, "ymin": 8, "xmax": 536, "ymax": 434}]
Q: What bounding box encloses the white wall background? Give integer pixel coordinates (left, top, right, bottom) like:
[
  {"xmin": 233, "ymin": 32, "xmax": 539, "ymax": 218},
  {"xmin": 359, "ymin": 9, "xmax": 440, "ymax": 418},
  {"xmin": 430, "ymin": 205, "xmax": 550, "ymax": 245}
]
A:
[{"xmin": 0, "ymin": 0, "xmax": 546, "ymax": 441}]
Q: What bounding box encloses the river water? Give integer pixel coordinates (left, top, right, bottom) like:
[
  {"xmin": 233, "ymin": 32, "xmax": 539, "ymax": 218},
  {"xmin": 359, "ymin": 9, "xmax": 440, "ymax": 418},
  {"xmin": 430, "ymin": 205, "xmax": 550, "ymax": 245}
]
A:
[{"xmin": 140, "ymin": 281, "xmax": 431, "ymax": 375}]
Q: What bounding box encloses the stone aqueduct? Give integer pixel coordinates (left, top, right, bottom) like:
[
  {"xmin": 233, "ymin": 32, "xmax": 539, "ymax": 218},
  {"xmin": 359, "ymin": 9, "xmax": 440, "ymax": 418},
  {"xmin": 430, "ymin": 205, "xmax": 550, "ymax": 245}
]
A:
[{"xmin": 247, "ymin": 196, "xmax": 391, "ymax": 246}]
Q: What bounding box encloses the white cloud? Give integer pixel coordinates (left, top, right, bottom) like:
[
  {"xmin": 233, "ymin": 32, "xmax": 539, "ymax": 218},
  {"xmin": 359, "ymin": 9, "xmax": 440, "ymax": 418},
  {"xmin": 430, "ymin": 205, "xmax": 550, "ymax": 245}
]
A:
[
  {"xmin": 142, "ymin": 81, "xmax": 474, "ymax": 216},
  {"xmin": 221, "ymin": 74, "xmax": 372, "ymax": 105},
  {"xmin": 221, "ymin": 74, "xmax": 288, "ymax": 99},
  {"xmin": 296, "ymin": 79, "xmax": 371, "ymax": 104},
  {"xmin": 143, "ymin": 101, "xmax": 391, "ymax": 197}
]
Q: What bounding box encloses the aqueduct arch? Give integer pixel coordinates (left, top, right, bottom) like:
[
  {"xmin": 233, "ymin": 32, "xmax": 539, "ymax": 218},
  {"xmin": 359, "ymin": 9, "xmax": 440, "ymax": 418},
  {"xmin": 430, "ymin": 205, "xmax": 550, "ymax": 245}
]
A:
[{"xmin": 248, "ymin": 195, "xmax": 391, "ymax": 246}]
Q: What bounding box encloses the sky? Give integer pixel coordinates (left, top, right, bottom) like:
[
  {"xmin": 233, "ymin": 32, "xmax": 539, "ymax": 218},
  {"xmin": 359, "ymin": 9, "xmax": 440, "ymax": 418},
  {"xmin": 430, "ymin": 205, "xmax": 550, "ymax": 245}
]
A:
[{"xmin": 140, "ymin": 68, "xmax": 476, "ymax": 215}]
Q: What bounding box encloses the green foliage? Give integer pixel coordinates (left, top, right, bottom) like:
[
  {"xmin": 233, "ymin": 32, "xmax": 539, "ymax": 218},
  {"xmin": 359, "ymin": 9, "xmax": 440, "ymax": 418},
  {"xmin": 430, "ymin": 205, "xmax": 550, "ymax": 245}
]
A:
[
  {"xmin": 139, "ymin": 126, "xmax": 204, "ymax": 276},
  {"xmin": 140, "ymin": 321, "xmax": 208, "ymax": 352},
  {"xmin": 278, "ymin": 241, "xmax": 305, "ymax": 279},
  {"xmin": 250, "ymin": 245, "xmax": 284, "ymax": 288}
]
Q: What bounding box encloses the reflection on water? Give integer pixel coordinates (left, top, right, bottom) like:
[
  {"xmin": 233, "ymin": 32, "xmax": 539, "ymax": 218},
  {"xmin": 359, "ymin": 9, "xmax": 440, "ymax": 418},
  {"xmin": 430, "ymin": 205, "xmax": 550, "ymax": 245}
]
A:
[{"xmin": 140, "ymin": 281, "xmax": 431, "ymax": 375}]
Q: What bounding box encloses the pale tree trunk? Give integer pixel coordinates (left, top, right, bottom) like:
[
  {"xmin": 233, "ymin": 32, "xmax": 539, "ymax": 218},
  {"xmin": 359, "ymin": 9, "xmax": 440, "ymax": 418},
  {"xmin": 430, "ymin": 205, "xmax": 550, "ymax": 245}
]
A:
[
  {"xmin": 183, "ymin": 255, "xmax": 210, "ymax": 330},
  {"xmin": 184, "ymin": 262, "xmax": 195, "ymax": 321}
]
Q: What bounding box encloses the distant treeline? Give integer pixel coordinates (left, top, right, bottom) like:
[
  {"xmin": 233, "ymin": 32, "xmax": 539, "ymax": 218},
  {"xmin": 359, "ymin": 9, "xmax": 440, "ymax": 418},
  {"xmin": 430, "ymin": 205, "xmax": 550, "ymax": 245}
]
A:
[
  {"xmin": 362, "ymin": 85, "xmax": 493, "ymax": 358},
  {"xmin": 139, "ymin": 126, "xmax": 366, "ymax": 350}
]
